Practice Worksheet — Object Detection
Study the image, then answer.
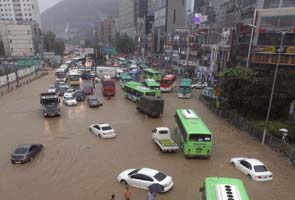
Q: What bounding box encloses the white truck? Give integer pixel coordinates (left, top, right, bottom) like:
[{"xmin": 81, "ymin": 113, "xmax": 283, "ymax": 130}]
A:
[{"xmin": 152, "ymin": 127, "xmax": 179, "ymax": 152}]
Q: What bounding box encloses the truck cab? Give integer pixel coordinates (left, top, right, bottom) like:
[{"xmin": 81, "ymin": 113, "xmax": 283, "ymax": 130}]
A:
[
  {"xmin": 40, "ymin": 93, "xmax": 61, "ymax": 117},
  {"xmin": 152, "ymin": 127, "xmax": 171, "ymax": 141},
  {"xmin": 152, "ymin": 127, "xmax": 179, "ymax": 152}
]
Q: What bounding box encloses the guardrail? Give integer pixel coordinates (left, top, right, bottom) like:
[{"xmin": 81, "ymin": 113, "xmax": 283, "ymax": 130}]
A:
[{"xmin": 199, "ymin": 95, "xmax": 295, "ymax": 163}]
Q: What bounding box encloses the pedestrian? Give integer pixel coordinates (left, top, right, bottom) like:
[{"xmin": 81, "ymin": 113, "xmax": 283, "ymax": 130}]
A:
[
  {"xmin": 110, "ymin": 194, "xmax": 116, "ymax": 200},
  {"xmin": 147, "ymin": 190, "xmax": 156, "ymax": 200},
  {"xmin": 124, "ymin": 186, "xmax": 131, "ymax": 200}
]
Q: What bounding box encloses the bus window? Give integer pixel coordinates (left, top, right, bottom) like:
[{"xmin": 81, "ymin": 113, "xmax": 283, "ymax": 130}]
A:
[{"xmin": 189, "ymin": 134, "xmax": 211, "ymax": 142}]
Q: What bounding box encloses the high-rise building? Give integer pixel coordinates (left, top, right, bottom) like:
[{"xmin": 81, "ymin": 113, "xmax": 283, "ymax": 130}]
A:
[
  {"xmin": 0, "ymin": 21, "xmax": 34, "ymax": 57},
  {"xmin": 0, "ymin": 0, "xmax": 41, "ymax": 26},
  {"xmin": 118, "ymin": 0, "xmax": 136, "ymax": 38}
]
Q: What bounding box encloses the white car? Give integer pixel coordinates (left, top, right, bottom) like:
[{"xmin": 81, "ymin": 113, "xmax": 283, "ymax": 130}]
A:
[
  {"xmin": 230, "ymin": 157, "xmax": 272, "ymax": 182},
  {"xmin": 117, "ymin": 168, "xmax": 174, "ymax": 192},
  {"xmin": 191, "ymin": 82, "xmax": 208, "ymax": 89},
  {"xmin": 89, "ymin": 123, "xmax": 116, "ymax": 138},
  {"xmin": 64, "ymin": 89, "xmax": 75, "ymax": 98},
  {"xmin": 48, "ymin": 86, "xmax": 57, "ymax": 93},
  {"xmin": 63, "ymin": 96, "xmax": 78, "ymax": 106}
]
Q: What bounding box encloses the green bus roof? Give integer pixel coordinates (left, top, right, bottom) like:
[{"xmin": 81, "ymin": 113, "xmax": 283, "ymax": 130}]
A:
[
  {"xmin": 139, "ymin": 63, "xmax": 150, "ymax": 68},
  {"xmin": 144, "ymin": 79, "xmax": 160, "ymax": 87},
  {"xmin": 179, "ymin": 78, "xmax": 192, "ymax": 86},
  {"xmin": 125, "ymin": 81, "xmax": 156, "ymax": 93},
  {"xmin": 204, "ymin": 177, "xmax": 249, "ymax": 200},
  {"xmin": 176, "ymin": 109, "xmax": 211, "ymax": 135},
  {"xmin": 143, "ymin": 68, "xmax": 162, "ymax": 75},
  {"xmin": 120, "ymin": 72, "xmax": 132, "ymax": 80}
]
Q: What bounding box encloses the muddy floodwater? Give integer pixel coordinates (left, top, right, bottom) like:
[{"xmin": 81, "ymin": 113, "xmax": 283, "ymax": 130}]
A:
[{"xmin": 0, "ymin": 72, "xmax": 294, "ymax": 200}]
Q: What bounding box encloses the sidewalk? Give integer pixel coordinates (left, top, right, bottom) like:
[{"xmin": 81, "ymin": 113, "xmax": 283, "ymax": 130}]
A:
[{"xmin": 0, "ymin": 70, "xmax": 49, "ymax": 96}]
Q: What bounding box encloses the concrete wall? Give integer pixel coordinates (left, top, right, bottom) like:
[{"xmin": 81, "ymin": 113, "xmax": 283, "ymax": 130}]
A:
[{"xmin": 166, "ymin": 0, "xmax": 186, "ymax": 33}]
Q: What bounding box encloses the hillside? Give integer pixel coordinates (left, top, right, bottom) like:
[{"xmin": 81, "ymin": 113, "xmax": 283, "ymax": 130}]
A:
[{"xmin": 41, "ymin": 0, "xmax": 118, "ymax": 34}]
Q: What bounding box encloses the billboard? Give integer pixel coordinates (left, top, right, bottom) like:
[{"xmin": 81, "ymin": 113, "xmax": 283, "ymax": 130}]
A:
[{"xmin": 194, "ymin": 13, "xmax": 208, "ymax": 24}]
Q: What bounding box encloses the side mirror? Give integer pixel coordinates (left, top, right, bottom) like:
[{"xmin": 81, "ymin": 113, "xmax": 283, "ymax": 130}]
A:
[
  {"xmin": 199, "ymin": 187, "xmax": 204, "ymax": 192},
  {"xmin": 152, "ymin": 129, "xmax": 156, "ymax": 133}
]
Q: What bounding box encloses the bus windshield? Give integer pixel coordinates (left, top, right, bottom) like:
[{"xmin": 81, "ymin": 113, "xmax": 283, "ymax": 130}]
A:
[{"xmin": 146, "ymin": 92, "xmax": 155, "ymax": 96}]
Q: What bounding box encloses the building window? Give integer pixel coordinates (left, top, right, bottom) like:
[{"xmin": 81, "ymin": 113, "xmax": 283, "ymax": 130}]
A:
[
  {"xmin": 30, "ymin": 48, "xmax": 32, "ymax": 52},
  {"xmin": 182, "ymin": 0, "xmax": 184, "ymax": 6},
  {"xmin": 9, "ymin": 39, "xmax": 12, "ymax": 43},
  {"xmin": 173, "ymin": 9, "xmax": 176, "ymax": 24},
  {"xmin": 27, "ymin": 30, "xmax": 30, "ymax": 34},
  {"xmin": 11, "ymin": 48, "xmax": 13, "ymax": 52}
]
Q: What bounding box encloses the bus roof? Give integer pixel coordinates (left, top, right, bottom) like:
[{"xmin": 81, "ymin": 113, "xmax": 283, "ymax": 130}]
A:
[
  {"xmin": 143, "ymin": 68, "xmax": 161, "ymax": 74},
  {"xmin": 125, "ymin": 81, "xmax": 155, "ymax": 93},
  {"xmin": 205, "ymin": 177, "xmax": 249, "ymax": 200},
  {"xmin": 144, "ymin": 79, "xmax": 160, "ymax": 87},
  {"xmin": 120, "ymin": 72, "xmax": 132, "ymax": 79},
  {"xmin": 179, "ymin": 78, "xmax": 192, "ymax": 86},
  {"xmin": 176, "ymin": 109, "xmax": 211, "ymax": 134}
]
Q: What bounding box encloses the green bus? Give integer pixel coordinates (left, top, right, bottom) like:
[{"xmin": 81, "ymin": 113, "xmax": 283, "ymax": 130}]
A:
[
  {"xmin": 200, "ymin": 177, "xmax": 249, "ymax": 200},
  {"xmin": 174, "ymin": 109, "xmax": 212, "ymax": 158},
  {"xmin": 144, "ymin": 79, "xmax": 161, "ymax": 97},
  {"xmin": 178, "ymin": 78, "xmax": 192, "ymax": 98},
  {"xmin": 139, "ymin": 63, "xmax": 150, "ymax": 70},
  {"xmin": 119, "ymin": 72, "xmax": 133, "ymax": 88},
  {"xmin": 143, "ymin": 68, "xmax": 162, "ymax": 82},
  {"xmin": 124, "ymin": 81, "xmax": 156, "ymax": 103}
]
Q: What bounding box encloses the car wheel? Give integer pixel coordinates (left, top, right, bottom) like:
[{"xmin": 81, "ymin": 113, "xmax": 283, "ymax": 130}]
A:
[
  {"xmin": 231, "ymin": 162, "xmax": 235, "ymax": 167},
  {"xmin": 11, "ymin": 160, "xmax": 15, "ymax": 164},
  {"xmin": 89, "ymin": 127, "xmax": 92, "ymax": 132},
  {"xmin": 247, "ymin": 174, "xmax": 252, "ymax": 179},
  {"xmin": 120, "ymin": 180, "xmax": 128, "ymax": 185}
]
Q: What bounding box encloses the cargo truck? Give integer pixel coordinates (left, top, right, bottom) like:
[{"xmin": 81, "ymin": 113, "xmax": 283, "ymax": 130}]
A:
[
  {"xmin": 152, "ymin": 127, "xmax": 179, "ymax": 152},
  {"xmin": 136, "ymin": 96, "xmax": 164, "ymax": 118},
  {"xmin": 40, "ymin": 93, "xmax": 61, "ymax": 117}
]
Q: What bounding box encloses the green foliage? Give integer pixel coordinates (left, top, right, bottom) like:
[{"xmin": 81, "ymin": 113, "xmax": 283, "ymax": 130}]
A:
[
  {"xmin": 255, "ymin": 120, "xmax": 295, "ymax": 142},
  {"xmin": 54, "ymin": 39, "xmax": 65, "ymax": 55},
  {"xmin": 115, "ymin": 34, "xmax": 135, "ymax": 54},
  {"xmin": 43, "ymin": 32, "xmax": 56, "ymax": 52},
  {"xmin": 222, "ymin": 67, "xmax": 295, "ymax": 120}
]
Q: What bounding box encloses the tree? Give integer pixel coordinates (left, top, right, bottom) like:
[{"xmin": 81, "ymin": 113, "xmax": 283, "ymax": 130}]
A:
[
  {"xmin": 43, "ymin": 32, "xmax": 56, "ymax": 52},
  {"xmin": 54, "ymin": 39, "xmax": 65, "ymax": 55},
  {"xmin": 222, "ymin": 67, "xmax": 295, "ymax": 119},
  {"xmin": 115, "ymin": 34, "xmax": 135, "ymax": 54}
]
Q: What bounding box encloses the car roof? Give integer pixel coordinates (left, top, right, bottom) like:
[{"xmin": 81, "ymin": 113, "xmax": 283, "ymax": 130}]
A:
[
  {"xmin": 100, "ymin": 123, "xmax": 111, "ymax": 127},
  {"xmin": 138, "ymin": 168, "xmax": 159, "ymax": 176},
  {"xmin": 17, "ymin": 144, "xmax": 34, "ymax": 149},
  {"xmin": 245, "ymin": 158, "xmax": 264, "ymax": 166}
]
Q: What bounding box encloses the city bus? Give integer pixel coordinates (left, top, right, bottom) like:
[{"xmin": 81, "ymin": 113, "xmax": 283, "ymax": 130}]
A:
[
  {"xmin": 160, "ymin": 74, "xmax": 177, "ymax": 92},
  {"xmin": 174, "ymin": 109, "xmax": 212, "ymax": 158},
  {"xmin": 178, "ymin": 78, "xmax": 192, "ymax": 98},
  {"xmin": 119, "ymin": 72, "xmax": 133, "ymax": 88},
  {"xmin": 200, "ymin": 177, "xmax": 249, "ymax": 200},
  {"xmin": 143, "ymin": 68, "xmax": 162, "ymax": 82},
  {"xmin": 124, "ymin": 81, "xmax": 156, "ymax": 103},
  {"xmin": 68, "ymin": 70, "xmax": 80, "ymax": 86},
  {"xmin": 144, "ymin": 78, "xmax": 161, "ymax": 97},
  {"xmin": 55, "ymin": 68, "xmax": 67, "ymax": 82},
  {"xmin": 102, "ymin": 75, "xmax": 116, "ymax": 97}
]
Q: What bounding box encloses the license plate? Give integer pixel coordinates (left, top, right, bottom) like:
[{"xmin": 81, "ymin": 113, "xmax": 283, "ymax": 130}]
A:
[{"xmin": 15, "ymin": 161, "xmax": 21, "ymax": 164}]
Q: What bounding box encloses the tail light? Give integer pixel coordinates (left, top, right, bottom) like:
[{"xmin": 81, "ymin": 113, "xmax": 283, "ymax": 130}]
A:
[
  {"xmin": 269, "ymin": 175, "xmax": 272, "ymax": 178},
  {"xmin": 256, "ymin": 176, "xmax": 262, "ymax": 179}
]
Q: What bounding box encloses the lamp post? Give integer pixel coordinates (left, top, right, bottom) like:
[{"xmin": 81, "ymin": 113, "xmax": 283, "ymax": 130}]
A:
[
  {"xmin": 261, "ymin": 30, "xmax": 288, "ymax": 144},
  {"xmin": 246, "ymin": 9, "xmax": 257, "ymax": 69}
]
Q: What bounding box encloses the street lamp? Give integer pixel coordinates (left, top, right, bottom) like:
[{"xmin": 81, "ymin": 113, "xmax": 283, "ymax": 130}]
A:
[
  {"xmin": 261, "ymin": 30, "xmax": 289, "ymax": 144},
  {"xmin": 246, "ymin": 23, "xmax": 256, "ymax": 70}
]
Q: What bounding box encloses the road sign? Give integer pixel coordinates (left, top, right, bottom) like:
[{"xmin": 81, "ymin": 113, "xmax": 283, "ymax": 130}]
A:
[
  {"xmin": 215, "ymin": 87, "xmax": 221, "ymax": 97},
  {"xmin": 17, "ymin": 59, "xmax": 41, "ymax": 66}
]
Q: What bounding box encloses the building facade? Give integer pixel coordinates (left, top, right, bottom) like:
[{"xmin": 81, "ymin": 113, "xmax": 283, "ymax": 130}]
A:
[
  {"xmin": 0, "ymin": 0, "xmax": 41, "ymax": 26},
  {"xmin": 118, "ymin": 0, "xmax": 136, "ymax": 38},
  {"xmin": 0, "ymin": 22, "xmax": 34, "ymax": 57}
]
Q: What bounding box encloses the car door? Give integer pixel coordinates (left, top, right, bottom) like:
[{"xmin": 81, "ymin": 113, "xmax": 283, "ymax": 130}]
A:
[
  {"xmin": 93, "ymin": 125, "xmax": 100, "ymax": 136},
  {"xmin": 130, "ymin": 174, "xmax": 150, "ymax": 189},
  {"xmin": 239, "ymin": 160, "xmax": 250, "ymax": 175},
  {"xmin": 28, "ymin": 145, "xmax": 37, "ymax": 157}
]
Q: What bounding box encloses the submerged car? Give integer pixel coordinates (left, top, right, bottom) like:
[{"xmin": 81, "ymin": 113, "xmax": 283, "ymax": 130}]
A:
[
  {"xmin": 83, "ymin": 85, "xmax": 94, "ymax": 95},
  {"xmin": 89, "ymin": 123, "xmax": 116, "ymax": 138},
  {"xmin": 63, "ymin": 96, "xmax": 78, "ymax": 106},
  {"xmin": 11, "ymin": 144, "xmax": 44, "ymax": 164},
  {"xmin": 230, "ymin": 157, "xmax": 273, "ymax": 182},
  {"xmin": 117, "ymin": 168, "xmax": 174, "ymax": 192},
  {"xmin": 191, "ymin": 82, "xmax": 208, "ymax": 89},
  {"xmin": 63, "ymin": 89, "xmax": 75, "ymax": 98},
  {"xmin": 87, "ymin": 97, "xmax": 103, "ymax": 107},
  {"xmin": 74, "ymin": 89, "xmax": 86, "ymax": 101}
]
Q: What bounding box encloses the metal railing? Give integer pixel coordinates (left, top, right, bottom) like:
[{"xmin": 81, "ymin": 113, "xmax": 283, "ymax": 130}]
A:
[{"xmin": 199, "ymin": 96, "xmax": 295, "ymax": 163}]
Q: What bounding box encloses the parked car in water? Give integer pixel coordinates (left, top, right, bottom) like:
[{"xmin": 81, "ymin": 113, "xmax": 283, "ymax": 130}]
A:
[
  {"xmin": 11, "ymin": 144, "xmax": 44, "ymax": 164},
  {"xmin": 230, "ymin": 157, "xmax": 273, "ymax": 182},
  {"xmin": 89, "ymin": 123, "xmax": 116, "ymax": 138},
  {"xmin": 74, "ymin": 89, "xmax": 85, "ymax": 101},
  {"xmin": 117, "ymin": 168, "xmax": 174, "ymax": 192},
  {"xmin": 48, "ymin": 85, "xmax": 58, "ymax": 94},
  {"xmin": 83, "ymin": 84, "xmax": 94, "ymax": 95},
  {"xmin": 191, "ymin": 82, "xmax": 208, "ymax": 89},
  {"xmin": 63, "ymin": 96, "xmax": 78, "ymax": 106},
  {"xmin": 57, "ymin": 85, "xmax": 69, "ymax": 96},
  {"xmin": 63, "ymin": 89, "xmax": 75, "ymax": 98},
  {"xmin": 87, "ymin": 97, "xmax": 103, "ymax": 107}
]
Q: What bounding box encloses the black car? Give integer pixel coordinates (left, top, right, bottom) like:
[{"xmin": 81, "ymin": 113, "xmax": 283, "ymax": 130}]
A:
[
  {"xmin": 81, "ymin": 71, "xmax": 92, "ymax": 80},
  {"xmin": 87, "ymin": 97, "xmax": 103, "ymax": 107},
  {"xmin": 74, "ymin": 89, "xmax": 86, "ymax": 101},
  {"xmin": 11, "ymin": 144, "xmax": 44, "ymax": 164}
]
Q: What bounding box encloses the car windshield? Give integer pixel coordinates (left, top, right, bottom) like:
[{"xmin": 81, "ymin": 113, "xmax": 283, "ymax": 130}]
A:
[
  {"xmin": 128, "ymin": 169, "xmax": 139, "ymax": 176},
  {"xmin": 102, "ymin": 126, "xmax": 112, "ymax": 131},
  {"xmin": 154, "ymin": 172, "xmax": 167, "ymax": 181},
  {"xmin": 254, "ymin": 165, "xmax": 268, "ymax": 172},
  {"xmin": 14, "ymin": 147, "xmax": 28, "ymax": 154},
  {"xmin": 65, "ymin": 97, "xmax": 74, "ymax": 100}
]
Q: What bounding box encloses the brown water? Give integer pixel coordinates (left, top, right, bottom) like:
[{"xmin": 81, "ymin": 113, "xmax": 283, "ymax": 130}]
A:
[{"xmin": 0, "ymin": 72, "xmax": 294, "ymax": 200}]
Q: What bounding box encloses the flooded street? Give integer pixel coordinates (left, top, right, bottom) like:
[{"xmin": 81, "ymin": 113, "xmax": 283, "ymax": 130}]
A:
[{"xmin": 0, "ymin": 72, "xmax": 294, "ymax": 200}]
